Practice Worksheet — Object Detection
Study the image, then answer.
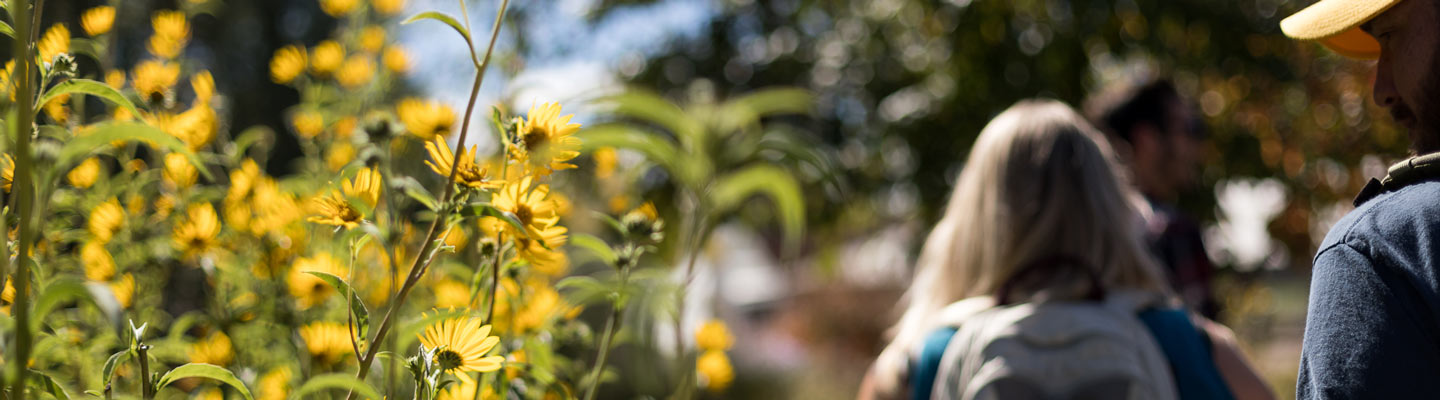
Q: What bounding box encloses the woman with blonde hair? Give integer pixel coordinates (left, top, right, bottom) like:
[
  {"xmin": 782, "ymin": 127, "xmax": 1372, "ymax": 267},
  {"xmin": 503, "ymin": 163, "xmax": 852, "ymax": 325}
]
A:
[{"xmin": 858, "ymin": 99, "xmax": 1270, "ymax": 400}]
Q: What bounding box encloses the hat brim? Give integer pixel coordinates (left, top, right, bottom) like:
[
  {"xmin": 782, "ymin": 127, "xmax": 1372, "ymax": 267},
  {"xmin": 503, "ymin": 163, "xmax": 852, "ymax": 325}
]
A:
[{"xmin": 1281, "ymin": 0, "xmax": 1402, "ymax": 59}]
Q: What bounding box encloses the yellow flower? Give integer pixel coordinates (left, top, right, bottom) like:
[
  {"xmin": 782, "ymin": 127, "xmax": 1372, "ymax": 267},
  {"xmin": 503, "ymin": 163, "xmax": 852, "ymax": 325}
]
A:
[
  {"xmin": 320, "ymin": 0, "xmax": 359, "ymax": 17},
  {"xmin": 173, "ymin": 203, "xmax": 221, "ymax": 257},
  {"xmin": 695, "ymin": 320, "xmax": 734, "ymax": 351},
  {"xmin": 372, "ymin": 0, "xmax": 406, "ymax": 15},
  {"xmin": 309, "ymin": 41, "xmax": 345, "ymax": 77},
  {"xmin": 270, "ymin": 45, "xmax": 307, "ymax": 84},
  {"xmin": 149, "ymin": 35, "xmax": 185, "ymax": 59},
  {"xmin": 187, "ymin": 331, "xmax": 234, "ymax": 366},
  {"xmin": 492, "ymin": 177, "xmax": 559, "ymax": 240},
  {"xmin": 89, "ymin": 198, "xmax": 125, "ymax": 242},
  {"xmin": 359, "ymin": 26, "xmax": 385, "ymax": 53},
  {"xmin": 0, "ymin": 154, "xmax": 11, "ymax": 192},
  {"xmin": 382, "ymin": 46, "xmax": 410, "ymax": 74},
  {"xmin": 343, "ymin": 167, "xmax": 382, "ymax": 208},
  {"xmin": 397, "ymin": 98, "xmax": 455, "ymax": 140},
  {"xmin": 192, "ymin": 70, "xmax": 215, "ymax": 103},
  {"xmin": 1, "ymin": 280, "xmax": 13, "ymax": 315},
  {"xmin": 333, "ymin": 116, "xmax": 357, "ymax": 139},
  {"xmin": 444, "ymin": 227, "xmax": 469, "ymax": 250},
  {"xmin": 307, "ymin": 191, "xmax": 363, "ymax": 229},
  {"xmin": 148, "ymin": 11, "xmax": 190, "ymax": 59},
  {"xmin": 697, "ymin": 350, "xmax": 734, "ymax": 392},
  {"xmin": 418, "ymin": 310, "xmax": 505, "ymax": 373},
  {"xmin": 81, "ymin": 240, "xmax": 116, "ymax": 281},
  {"xmin": 494, "ymin": 279, "xmax": 574, "ymax": 334},
  {"xmin": 299, "ymin": 322, "xmax": 355, "ymax": 365},
  {"xmin": 433, "ymin": 279, "xmax": 472, "ymax": 309},
  {"xmin": 287, "ymin": 252, "xmax": 349, "ymax": 309},
  {"xmin": 110, "ymin": 274, "xmax": 135, "ymax": 309},
  {"xmin": 594, "ymin": 147, "xmax": 618, "ymax": 179},
  {"xmin": 227, "ymin": 159, "xmax": 262, "ymax": 201},
  {"xmin": 292, "ymin": 110, "xmax": 324, "ymax": 139},
  {"xmin": 38, "ymin": 23, "xmax": 70, "ymax": 63},
  {"xmin": 438, "ymin": 375, "xmax": 502, "ymax": 400},
  {"xmin": 514, "ymin": 224, "xmax": 568, "ymax": 276},
  {"xmin": 151, "ymin": 11, "xmax": 190, "ymax": 42},
  {"xmin": 335, "ymin": 55, "xmax": 375, "ymax": 89},
  {"xmin": 258, "ymin": 367, "xmax": 292, "ymax": 400},
  {"xmin": 511, "ymin": 102, "xmax": 583, "ymax": 174},
  {"xmin": 326, "ymin": 142, "xmax": 356, "ymax": 171},
  {"xmin": 155, "ymin": 194, "xmax": 177, "ymax": 219},
  {"xmin": 43, "ymin": 93, "xmax": 70, "ymax": 124},
  {"xmin": 68, "ymin": 157, "xmax": 101, "ymax": 189},
  {"xmin": 82, "ymin": 6, "xmax": 115, "ymax": 36},
  {"xmin": 163, "ymin": 153, "xmax": 198, "ymax": 189},
  {"xmin": 133, "ymin": 60, "xmax": 181, "ymax": 103},
  {"xmin": 105, "ymin": 70, "xmax": 125, "ymax": 89},
  {"xmin": 247, "ymin": 178, "xmax": 304, "ymax": 237},
  {"xmin": 424, "ymin": 137, "xmax": 502, "ymax": 190},
  {"xmin": 149, "ymin": 104, "xmax": 218, "ymax": 150}
]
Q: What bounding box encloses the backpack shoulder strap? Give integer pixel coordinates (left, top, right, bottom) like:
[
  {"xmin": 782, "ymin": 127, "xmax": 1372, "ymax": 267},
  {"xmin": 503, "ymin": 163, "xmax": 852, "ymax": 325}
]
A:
[
  {"xmin": 910, "ymin": 326, "xmax": 959, "ymax": 400},
  {"xmin": 1136, "ymin": 308, "xmax": 1235, "ymax": 400},
  {"xmin": 908, "ymin": 297, "xmax": 995, "ymax": 399}
]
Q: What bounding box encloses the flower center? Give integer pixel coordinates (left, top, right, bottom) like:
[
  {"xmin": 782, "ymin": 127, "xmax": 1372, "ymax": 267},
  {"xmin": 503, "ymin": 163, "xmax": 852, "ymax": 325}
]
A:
[
  {"xmin": 514, "ymin": 205, "xmax": 533, "ymax": 226},
  {"xmin": 522, "ymin": 127, "xmax": 549, "ymax": 153},
  {"xmin": 436, "ymin": 348, "xmax": 464, "ymax": 371}
]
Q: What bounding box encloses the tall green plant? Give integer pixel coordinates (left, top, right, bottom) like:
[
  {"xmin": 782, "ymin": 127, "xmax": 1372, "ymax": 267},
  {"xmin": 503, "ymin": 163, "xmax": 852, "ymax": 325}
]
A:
[{"xmin": 580, "ymin": 88, "xmax": 819, "ymax": 397}]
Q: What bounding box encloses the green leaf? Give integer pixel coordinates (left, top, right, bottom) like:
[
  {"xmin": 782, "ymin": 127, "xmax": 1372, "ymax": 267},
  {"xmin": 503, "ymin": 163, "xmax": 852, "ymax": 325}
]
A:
[
  {"xmin": 32, "ymin": 279, "xmax": 93, "ymax": 331},
  {"xmin": 0, "ymin": 20, "xmax": 13, "ymax": 39},
  {"xmin": 598, "ymin": 91, "xmax": 705, "ymax": 149},
  {"xmin": 68, "ymin": 37, "xmax": 103, "ymax": 60},
  {"xmin": 101, "ymin": 349, "xmax": 132, "ymax": 388},
  {"xmin": 83, "ymin": 281, "xmax": 125, "ymax": 332},
  {"xmin": 717, "ymin": 88, "xmax": 813, "ymax": 134},
  {"xmin": 231, "ymin": 126, "xmax": 275, "ymax": 159},
  {"xmin": 293, "ymin": 373, "xmax": 382, "ymax": 400},
  {"xmin": 557, "ymin": 276, "xmax": 612, "ymax": 307},
  {"xmin": 36, "ymin": 79, "xmax": 140, "ymax": 118},
  {"xmin": 393, "ymin": 176, "xmax": 439, "ymax": 211},
  {"xmin": 570, "ymin": 233, "xmax": 616, "ymax": 265},
  {"xmin": 155, "ymin": 364, "xmax": 253, "ymax": 400},
  {"xmin": 28, "ymin": 369, "xmax": 69, "ymax": 399},
  {"xmin": 463, "ymin": 203, "xmax": 529, "ymax": 238},
  {"xmin": 707, "ymin": 164, "xmax": 806, "ymax": 253},
  {"xmin": 305, "ymin": 271, "xmax": 370, "ymax": 343},
  {"xmin": 580, "ymin": 124, "xmax": 708, "ymax": 187},
  {"xmin": 403, "ymin": 12, "xmax": 474, "ymax": 56},
  {"xmin": 56, "ymin": 121, "xmax": 213, "ymax": 180}
]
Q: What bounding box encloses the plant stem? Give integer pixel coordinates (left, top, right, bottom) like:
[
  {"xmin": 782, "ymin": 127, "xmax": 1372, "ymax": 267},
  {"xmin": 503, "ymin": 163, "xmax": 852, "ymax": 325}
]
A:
[
  {"xmin": 483, "ymin": 233, "xmax": 504, "ymax": 323},
  {"xmin": 7, "ymin": 0, "xmax": 39, "ymax": 397},
  {"xmin": 138, "ymin": 345, "xmax": 153, "ymax": 399},
  {"xmin": 670, "ymin": 191, "xmax": 707, "ymax": 400},
  {"xmin": 583, "ymin": 266, "xmax": 629, "ymax": 400},
  {"xmin": 346, "ymin": 3, "xmax": 509, "ymax": 394}
]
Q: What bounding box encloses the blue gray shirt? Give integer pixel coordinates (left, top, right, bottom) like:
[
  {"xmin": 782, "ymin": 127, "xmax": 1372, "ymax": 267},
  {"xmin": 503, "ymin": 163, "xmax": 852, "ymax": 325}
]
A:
[{"xmin": 1298, "ymin": 180, "xmax": 1440, "ymax": 399}]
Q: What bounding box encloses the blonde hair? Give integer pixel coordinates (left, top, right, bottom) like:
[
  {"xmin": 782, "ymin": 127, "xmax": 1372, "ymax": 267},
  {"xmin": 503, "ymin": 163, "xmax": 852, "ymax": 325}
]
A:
[{"xmin": 870, "ymin": 99, "xmax": 1170, "ymax": 396}]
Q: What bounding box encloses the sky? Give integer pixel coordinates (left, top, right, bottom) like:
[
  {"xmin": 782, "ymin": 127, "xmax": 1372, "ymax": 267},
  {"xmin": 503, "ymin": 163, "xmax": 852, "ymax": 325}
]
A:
[{"xmin": 395, "ymin": 0, "xmax": 714, "ymax": 153}]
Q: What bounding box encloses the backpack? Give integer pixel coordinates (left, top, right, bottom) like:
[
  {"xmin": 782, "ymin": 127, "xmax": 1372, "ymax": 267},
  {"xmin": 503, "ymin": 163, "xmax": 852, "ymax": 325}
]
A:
[
  {"xmin": 908, "ymin": 255, "xmax": 1182, "ymax": 400},
  {"xmin": 926, "ymin": 291, "xmax": 1180, "ymax": 400}
]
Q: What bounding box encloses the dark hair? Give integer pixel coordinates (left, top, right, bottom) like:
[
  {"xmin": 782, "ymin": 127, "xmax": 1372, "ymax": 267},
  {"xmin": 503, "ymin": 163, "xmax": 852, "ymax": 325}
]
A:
[{"xmin": 1083, "ymin": 79, "xmax": 1181, "ymax": 144}]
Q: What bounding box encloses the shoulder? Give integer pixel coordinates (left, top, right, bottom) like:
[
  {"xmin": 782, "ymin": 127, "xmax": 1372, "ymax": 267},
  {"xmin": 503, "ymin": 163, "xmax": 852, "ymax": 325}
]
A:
[{"xmin": 1318, "ymin": 180, "xmax": 1440, "ymax": 266}]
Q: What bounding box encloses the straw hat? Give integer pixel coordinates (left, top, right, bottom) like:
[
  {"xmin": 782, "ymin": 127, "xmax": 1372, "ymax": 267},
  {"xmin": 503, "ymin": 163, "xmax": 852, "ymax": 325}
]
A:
[{"xmin": 1281, "ymin": 0, "xmax": 1404, "ymax": 59}]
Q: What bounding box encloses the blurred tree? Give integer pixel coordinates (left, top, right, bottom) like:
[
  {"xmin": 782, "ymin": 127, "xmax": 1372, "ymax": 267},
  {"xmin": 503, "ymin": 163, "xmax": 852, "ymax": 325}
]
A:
[{"xmin": 591, "ymin": 0, "xmax": 1408, "ymax": 273}]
